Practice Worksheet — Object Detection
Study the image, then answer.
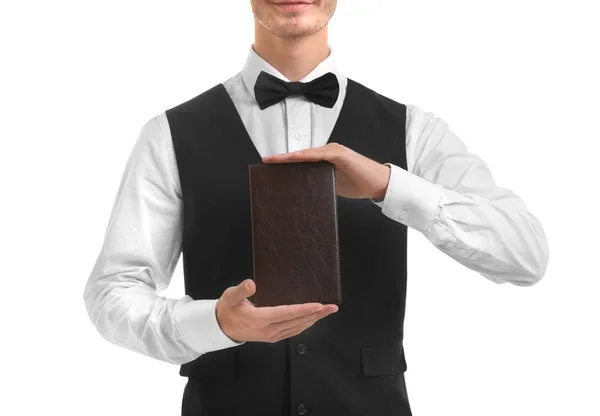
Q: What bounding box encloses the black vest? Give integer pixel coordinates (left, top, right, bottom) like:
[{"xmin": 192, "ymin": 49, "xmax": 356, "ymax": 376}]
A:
[{"xmin": 166, "ymin": 78, "xmax": 411, "ymax": 416}]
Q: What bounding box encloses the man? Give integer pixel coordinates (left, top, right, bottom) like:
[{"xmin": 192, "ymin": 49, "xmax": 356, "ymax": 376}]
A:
[{"xmin": 83, "ymin": 1, "xmax": 549, "ymax": 415}]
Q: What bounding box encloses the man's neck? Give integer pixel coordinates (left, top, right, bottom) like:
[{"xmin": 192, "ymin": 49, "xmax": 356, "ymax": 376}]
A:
[{"xmin": 253, "ymin": 25, "xmax": 330, "ymax": 82}]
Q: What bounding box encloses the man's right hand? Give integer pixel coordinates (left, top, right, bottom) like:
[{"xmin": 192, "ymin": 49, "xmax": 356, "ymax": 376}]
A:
[{"xmin": 215, "ymin": 279, "xmax": 339, "ymax": 343}]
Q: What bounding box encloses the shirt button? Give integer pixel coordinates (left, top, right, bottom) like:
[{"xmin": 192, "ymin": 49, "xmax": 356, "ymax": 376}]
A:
[
  {"xmin": 297, "ymin": 403, "xmax": 308, "ymax": 415},
  {"xmin": 294, "ymin": 132, "xmax": 304, "ymax": 140},
  {"xmin": 447, "ymin": 241, "xmax": 454, "ymax": 248},
  {"xmin": 296, "ymin": 343, "xmax": 306, "ymax": 355}
]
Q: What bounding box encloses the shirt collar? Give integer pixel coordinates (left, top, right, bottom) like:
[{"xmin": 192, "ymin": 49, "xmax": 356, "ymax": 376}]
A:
[{"xmin": 241, "ymin": 44, "xmax": 341, "ymax": 105}]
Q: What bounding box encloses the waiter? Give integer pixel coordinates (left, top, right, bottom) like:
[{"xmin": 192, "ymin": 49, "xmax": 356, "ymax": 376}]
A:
[{"xmin": 83, "ymin": 1, "xmax": 549, "ymax": 415}]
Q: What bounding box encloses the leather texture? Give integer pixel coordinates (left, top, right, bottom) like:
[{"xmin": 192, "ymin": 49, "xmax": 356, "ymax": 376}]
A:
[{"xmin": 248, "ymin": 161, "xmax": 342, "ymax": 307}]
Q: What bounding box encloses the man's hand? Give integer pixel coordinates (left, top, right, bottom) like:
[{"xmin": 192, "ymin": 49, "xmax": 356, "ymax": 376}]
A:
[
  {"xmin": 216, "ymin": 279, "xmax": 339, "ymax": 343},
  {"xmin": 262, "ymin": 142, "xmax": 391, "ymax": 200}
]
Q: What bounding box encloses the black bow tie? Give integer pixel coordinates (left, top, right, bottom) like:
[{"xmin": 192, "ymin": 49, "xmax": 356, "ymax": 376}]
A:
[{"xmin": 254, "ymin": 70, "xmax": 340, "ymax": 110}]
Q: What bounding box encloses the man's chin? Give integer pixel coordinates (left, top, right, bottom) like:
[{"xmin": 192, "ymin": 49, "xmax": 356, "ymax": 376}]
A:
[{"xmin": 267, "ymin": 22, "xmax": 316, "ymax": 38}]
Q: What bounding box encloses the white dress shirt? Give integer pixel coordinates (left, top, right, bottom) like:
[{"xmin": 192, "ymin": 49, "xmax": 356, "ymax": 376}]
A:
[{"xmin": 83, "ymin": 45, "xmax": 549, "ymax": 366}]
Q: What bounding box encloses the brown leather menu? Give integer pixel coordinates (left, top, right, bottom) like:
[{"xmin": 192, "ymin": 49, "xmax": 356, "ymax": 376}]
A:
[{"xmin": 248, "ymin": 161, "xmax": 342, "ymax": 307}]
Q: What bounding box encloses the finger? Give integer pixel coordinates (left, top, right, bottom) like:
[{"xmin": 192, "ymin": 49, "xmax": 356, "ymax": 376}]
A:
[
  {"xmin": 253, "ymin": 302, "xmax": 324, "ymax": 324},
  {"xmin": 273, "ymin": 318, "xmax": 319, "ymax": 342},
  {"xmin": 222, "ymin": 279, "xmax": 255, "ymax": 305},
  {"xmin": 262, "ymin": 144, "xmax": 342, "ymax": 164},
  {"xmin": 266, "ymin": 307, "xmax": 334, "ymax": 333}
]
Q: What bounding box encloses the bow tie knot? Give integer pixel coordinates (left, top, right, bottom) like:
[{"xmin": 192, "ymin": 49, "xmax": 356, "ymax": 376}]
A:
[
  {"xmin": 254, "ymin": 70, "xmax": 340, "ymax": 110},
  {"xmin": 286, "ymin": 81, "xmax": 305, "ymax": 96}
]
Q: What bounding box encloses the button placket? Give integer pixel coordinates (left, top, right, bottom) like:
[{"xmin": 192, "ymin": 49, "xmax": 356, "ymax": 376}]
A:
[{"xmin": 286, "ymin": 98, "xmax": 311, "ymax": 152}]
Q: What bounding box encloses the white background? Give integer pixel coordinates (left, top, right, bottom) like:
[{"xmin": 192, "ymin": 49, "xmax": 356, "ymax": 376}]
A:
[{"xmin": 1, "ymin": 0, "xmax": 598, "ymax": 415}]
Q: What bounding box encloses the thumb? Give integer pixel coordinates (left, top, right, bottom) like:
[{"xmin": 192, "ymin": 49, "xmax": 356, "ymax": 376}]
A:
[{"xmin": 223, "ymin": 279, "xmax": 256, "ymax": 305}]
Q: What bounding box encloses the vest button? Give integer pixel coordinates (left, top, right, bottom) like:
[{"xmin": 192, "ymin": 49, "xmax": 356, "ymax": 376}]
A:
[
  {"xmin": 296, "ymin": 343, "xmax": 307, "ymax": 355},
  {"xmin": 296, "ymin": 403, "xmax": 308, "ymax": 415}
]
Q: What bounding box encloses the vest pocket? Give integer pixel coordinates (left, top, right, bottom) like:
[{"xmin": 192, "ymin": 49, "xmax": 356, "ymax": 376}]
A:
[
  {"xmin": 179, "ymin": 347, "xmax": 237, "ymax": 380},
  {"xmin": 361, "ymin": 343, "xmax": 407, "ymax": 376}
]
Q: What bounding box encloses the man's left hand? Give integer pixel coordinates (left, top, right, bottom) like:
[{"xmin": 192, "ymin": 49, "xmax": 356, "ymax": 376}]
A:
[{"xmin": 262, "ymin": 143, "xmax": 391, "ymax": 200}]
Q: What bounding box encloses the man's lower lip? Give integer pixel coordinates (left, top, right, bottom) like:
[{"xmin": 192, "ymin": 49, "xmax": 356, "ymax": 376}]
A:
[{"xmin": 275, "ymin": 2, "xmax": 312, "ymax": 12}]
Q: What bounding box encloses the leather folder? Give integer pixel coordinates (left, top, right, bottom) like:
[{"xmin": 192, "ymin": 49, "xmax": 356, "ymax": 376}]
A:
[{"xmin": 248, "ymin": 161, "xmax": 342, "ymax": 307}]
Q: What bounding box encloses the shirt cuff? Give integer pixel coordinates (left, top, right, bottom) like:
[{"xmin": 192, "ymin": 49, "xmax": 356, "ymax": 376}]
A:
[
  {"xmin": 172, "ymin": 296, "xmax": 245, "ymax": 354},
  {"xmin": 370, "ymin": 163, "xmax": 442, "ymax": 233}
]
